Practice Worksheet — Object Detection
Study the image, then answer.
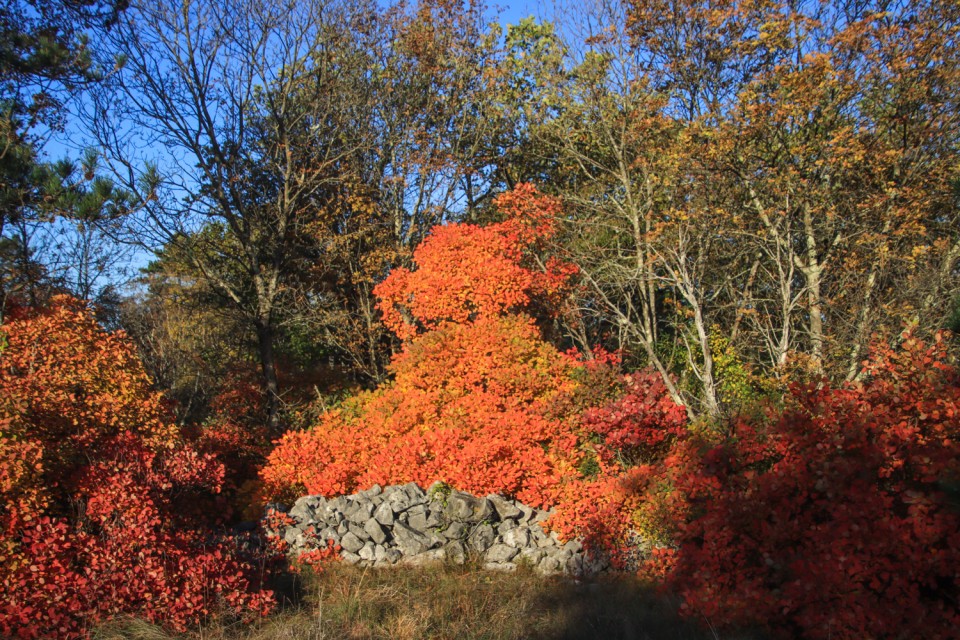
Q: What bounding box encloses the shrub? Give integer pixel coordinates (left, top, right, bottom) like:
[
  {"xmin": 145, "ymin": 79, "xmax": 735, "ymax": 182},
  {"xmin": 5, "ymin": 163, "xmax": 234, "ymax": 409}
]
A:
[
  {"xmin": 262, "ymin": 186, "xmax": 688, "ymax": 564},
  {"xmin": 665, "ymin": 333, "xmax": 960, "ymax": 639},
  {"xmin": 0, "ymin": 297, "xmax": 273, "ymax": 638}
]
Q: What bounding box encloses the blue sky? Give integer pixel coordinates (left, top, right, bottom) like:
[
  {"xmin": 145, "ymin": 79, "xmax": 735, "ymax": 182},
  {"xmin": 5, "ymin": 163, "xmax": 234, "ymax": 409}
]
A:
[{"xmin": 494, "ymin": 0, "xmax": 548, "ymax": 27}]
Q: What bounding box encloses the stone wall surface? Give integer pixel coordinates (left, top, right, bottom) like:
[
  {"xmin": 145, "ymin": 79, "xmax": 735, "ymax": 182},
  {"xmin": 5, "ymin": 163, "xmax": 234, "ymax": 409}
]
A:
[{"xmin": 268, "ymin": 482, "xmax": 609, "ymax": 576}]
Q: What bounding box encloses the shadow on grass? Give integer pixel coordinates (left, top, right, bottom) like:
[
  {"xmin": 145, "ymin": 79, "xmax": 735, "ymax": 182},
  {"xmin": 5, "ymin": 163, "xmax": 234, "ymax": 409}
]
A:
[{"xmin": 93, "ymin": 560, "xmax": 769, "ymax": 640}]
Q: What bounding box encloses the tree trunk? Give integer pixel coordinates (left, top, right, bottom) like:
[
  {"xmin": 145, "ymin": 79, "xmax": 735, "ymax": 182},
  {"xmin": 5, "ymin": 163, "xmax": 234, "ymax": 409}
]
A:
[
  {"xmin": 691, "ymin": 297, "xmax": 721, "ymax": 418},
  {"xmin": 255, "ymin": 318, "xmax": 281, "ymax": 431},
  {"xmin": 802, "ymin": 204, "xmax": 824, "ymax": 372}
]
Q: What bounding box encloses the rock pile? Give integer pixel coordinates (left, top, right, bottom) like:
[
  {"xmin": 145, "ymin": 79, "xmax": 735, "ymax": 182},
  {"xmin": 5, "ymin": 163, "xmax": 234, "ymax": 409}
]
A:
[{"xmin": 267, "ymin": 482, "xmax": 608, "ymax": 575}]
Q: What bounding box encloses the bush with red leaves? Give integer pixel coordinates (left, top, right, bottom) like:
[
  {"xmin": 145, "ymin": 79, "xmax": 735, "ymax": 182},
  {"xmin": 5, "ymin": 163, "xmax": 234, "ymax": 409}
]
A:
[
  {"xmin": 262, "ymin": 186, "xmax": 688, "ymax": 564},
  {"xmin": 662, "ymin": 334, "xmax": 960, "ymax": 639},
  {"xmin": 0, "ymin": 297, "xmax": 273, "ymax": 638}
]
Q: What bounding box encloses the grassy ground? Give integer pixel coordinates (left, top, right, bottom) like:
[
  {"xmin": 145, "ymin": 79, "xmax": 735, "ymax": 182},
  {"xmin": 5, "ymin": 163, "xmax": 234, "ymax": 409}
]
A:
[{"xmin": 92, "ymin": 561, "xmax": 766, "ymax": 640}]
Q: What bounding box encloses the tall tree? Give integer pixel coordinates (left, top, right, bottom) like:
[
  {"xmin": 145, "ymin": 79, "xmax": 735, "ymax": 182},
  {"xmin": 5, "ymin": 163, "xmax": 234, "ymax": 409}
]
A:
[
  {"xmin": 0, "ymin": 0, "xmax": 126, "ymax": 314},
  {"xmin": 92, "ymin": 0, "xmax": 525, "ymax": 422},
  {"xmin": 531, "ymin": 0, "xmax": 960, "ymax": 417},
  {"xmin": 90, "ymin": 0, "xmax": 386, "ymax": 426}
]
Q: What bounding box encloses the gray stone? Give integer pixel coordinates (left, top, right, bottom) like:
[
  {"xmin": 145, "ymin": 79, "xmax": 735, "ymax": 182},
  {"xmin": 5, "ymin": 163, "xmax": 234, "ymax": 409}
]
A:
[
  {"xmin": 530, "ymin": 525, "xmax": 549, "ymax": 546},
  {"xmin": 364, "ymin": 518, "xmax": 388, "ymax": 544},
  {"xmin": 502, "ymin": 527, "xmax": 531, "ymax": 548},
  {"xmin": 538, "ymin": 555, "xmax": 562, "ymax": 574},
  {"xmin": 443, "ymin": 521, "xmax": 467, "ymax": 540},
  {"xmin": 341, "ymin": 550, "xmax": 361, "ymax": 564},
  {"xmin": 467, "ymin": 523, "xmax": 496, "ymax": 553},
  {"xmin": 498, "ymin": 518, "xmax": 517, "ymax": 533},
  {"xmin": 356, "ymin": 491, "xmax": 373, "ymax": 504},
  {"xmin": 426, "ymin": 530, "xmax": 446, "ymax": 549},
  {"xmin": 403, "ymin": 482, "xmax": 427, "ymax": 500},
  {"xmin": 387, "ymin": 489, "xmax": 413, "ymax": 513},
  {"xmin": 443, "ymin": 540, "xmax": 466, "ymax": 564},
  {"xmin": 406, "ymin": 549, "xmax": 445, "ymax": 566},
  {"xmin": 345, "ymin": 500, "xmax": 375, "ymax": 523},
  {"xmin": 576, "ymin": 553, "xmax": 609, "ymax": 576},
  {"xmin": 289, "ymin": 496, "xmax": 324, "ymax": 522},
  {"xmin": 518, "ymin": 547, "xmax": 545, "ymax": 565},
  {"xmin": 340, "ymin": 531, "xmax": 365, "ymax": 553},
  {"xmin": 384, "ymin": 548, "xmax": 402, "ymax": 564},
  {"xmin": 318, "ymin": 527, "xmax": 338, "ymax": 543},
  {"xmin": 408, "ymin": 508, "xmax": 442, "ymax": 531},
  {"xmin": 445, "ymin": 492, "xmax": 495, "ymax": 523},
  {"xmin": 406, "ymin": 504, "xmax": 427, "ymax": 519},
  {"xmin": 531, "ymin": 508, "xmax": 553, "ymax": 524},
  {"xmin": 348, "ymin": 522, "xmax": 370, "ymax": 541},
  {"xmin": 336, "ymin": 522, "xmax": 349, "ymax": 536},
  {"xmin": 373, "ymin": 501, "xmax": 395, "ymax": 526},
  {"xmin": 567, "ymin": 554, "xmax": 595, "ymax": 576},
  {"xmin": 485, "ymin": 543, "xmax": 519, "ymax": 563},
  {"xmin": 359, "ymin": 541, "xmax": 376, "ymax": 561},
  {"xmin": 284, "ymin": 528, "xmax": 306, "ymax": 547},
  {"xmin": 393, "ymin": 522, "xmax": 431, "ymax": 556},
  {"xmin": 388, "ymin": 483, "xmax": 427, "ymax": 513},
  {"xmin": 372, "ymin": 544, "xmax": 402, "ymax": 565},
  {"xmin": 363, "ymin": 484, "xmax": 383, "ymax": 497},
  {"xmin": 483, "ymin": 562, "xmax": 517, "ymax": 572},
  {"xmin": 562, "ymin": 539, "xmax": 582, "ymax": 553},
  {"xmin": 516, "ymin": 503, "xmax": 535, "ymax": 523},
  {"xmin": 487, "ymin": 495, "xmax": 522, "ymax": 521}
]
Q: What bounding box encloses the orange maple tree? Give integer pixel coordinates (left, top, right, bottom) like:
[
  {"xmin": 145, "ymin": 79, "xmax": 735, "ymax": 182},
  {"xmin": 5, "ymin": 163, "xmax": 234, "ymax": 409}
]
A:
[{"xmin": 375, "ymin": 182, "xmax": 576, "ymax": 339}]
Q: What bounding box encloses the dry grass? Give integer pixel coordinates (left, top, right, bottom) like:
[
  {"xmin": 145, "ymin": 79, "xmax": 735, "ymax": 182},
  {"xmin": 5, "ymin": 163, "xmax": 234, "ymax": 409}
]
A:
[{"xmin": 92, "ymin": 561, "xmax": 767, "ymax": 640}]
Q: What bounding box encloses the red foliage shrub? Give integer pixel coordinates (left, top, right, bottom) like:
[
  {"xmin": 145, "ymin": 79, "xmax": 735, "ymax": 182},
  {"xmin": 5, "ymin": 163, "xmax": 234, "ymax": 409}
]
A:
[
  {"xmin": 192, "ymin": 368, "xmax": 274, "ymax": 518},
  {"xmin": 542, "ymin": 371, "xmax": 689, "ymax": 562},
  {"xmin": 581, "ymin": 371, "xmax": 689, "ymax": 468},
  {"xmin": 261, "ymin": 315, "xmax": 585, "ymax": 507},
  {"xmin": 0, "ymin": 297, "xmax": 273, "ymax": 638},
  {"xmin": 663, "ymin": 333, "xmax": 960, "ymax": 639}
]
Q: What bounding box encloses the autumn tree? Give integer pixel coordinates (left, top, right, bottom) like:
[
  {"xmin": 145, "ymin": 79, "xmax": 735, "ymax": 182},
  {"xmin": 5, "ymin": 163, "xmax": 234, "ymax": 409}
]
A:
[
  {"xmin": 86, "ymin": 0, "xmax": 378, "ymax": 425},
  {"xmin": 293, "ymin": 0, "xmax": 532, "ymax": 382},
  {"xmin": 0, "ymin": 0, "xmax": 130, "ymax": 316},
  {"xmin": 701, "ymin": 0, "xmax": 960, "ymax": 380},
  {"xmin": 521, "ymin": 2, "xmax": 742, "ymax": 417},
  {"xmin": 89, "ymin": 0, "xmax": 531, "ymax": 420},
  {"xmin": 120, "ymin": 243, "xmax": 253, "ymax": 425},
  {"xmin": 525, "ymin": 0, "xmax": 960, "ymax": 417},
  {"xmin": 263, "ymin": 186, "xmax": 579, "ymax": 499}
]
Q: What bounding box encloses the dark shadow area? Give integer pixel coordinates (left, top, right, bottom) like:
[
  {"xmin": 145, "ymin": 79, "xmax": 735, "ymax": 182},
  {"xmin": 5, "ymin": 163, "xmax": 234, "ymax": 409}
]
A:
[
  {"xmin": 279, "ymin": 560, "xmax": 772, "ymax": 640},
  {"xmin": 89, "ymin": 560, "xmax": 773, "ymax": 639},
  {"xmin": 525, "ymin": 573, "xmax": 769, "ymax": 640}
]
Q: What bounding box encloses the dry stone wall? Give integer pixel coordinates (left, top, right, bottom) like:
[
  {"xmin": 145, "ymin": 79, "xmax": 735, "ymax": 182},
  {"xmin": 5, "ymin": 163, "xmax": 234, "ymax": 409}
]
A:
[{"xmin": 268, "ymin": 482, "xmax": 609, "ymax": 576}]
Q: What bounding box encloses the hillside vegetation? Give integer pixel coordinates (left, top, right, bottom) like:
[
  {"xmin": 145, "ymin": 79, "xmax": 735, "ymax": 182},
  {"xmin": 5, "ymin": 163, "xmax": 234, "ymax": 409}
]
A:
[{"xmin": 1, "ymin": 0, "xmax": 959, "ymax": 638}]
